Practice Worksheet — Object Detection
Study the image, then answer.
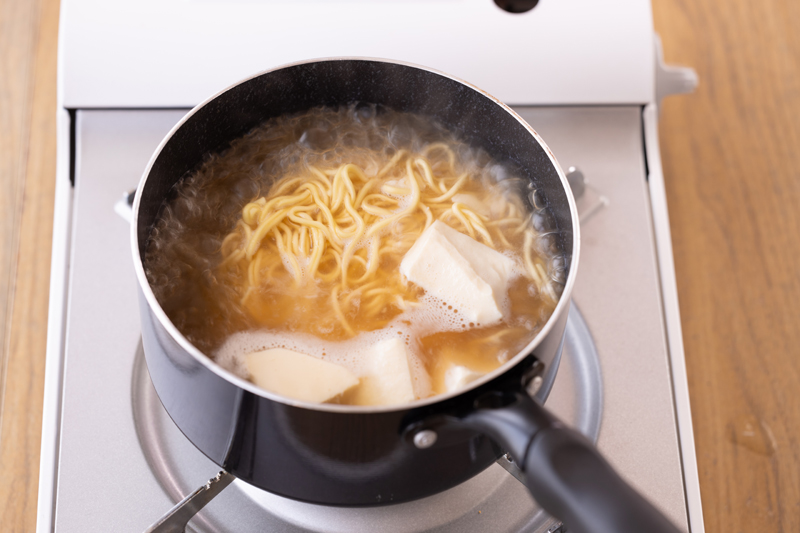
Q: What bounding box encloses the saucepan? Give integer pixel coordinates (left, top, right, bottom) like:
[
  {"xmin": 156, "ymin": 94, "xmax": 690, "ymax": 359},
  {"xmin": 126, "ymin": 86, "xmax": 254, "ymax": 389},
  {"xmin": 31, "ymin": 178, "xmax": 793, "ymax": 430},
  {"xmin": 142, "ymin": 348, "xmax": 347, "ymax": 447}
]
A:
[{"xmin": 132, "ymin": 58, "xmax": 680, "ymax": 533}]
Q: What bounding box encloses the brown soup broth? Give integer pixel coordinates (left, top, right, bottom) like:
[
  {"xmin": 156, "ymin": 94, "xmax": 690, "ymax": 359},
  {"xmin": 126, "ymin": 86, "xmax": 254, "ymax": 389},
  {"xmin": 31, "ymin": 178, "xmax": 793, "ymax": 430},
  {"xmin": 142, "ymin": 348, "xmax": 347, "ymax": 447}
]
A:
[{"xmin": 144, "ymin": 104, "xmax": 562, "ymax": 400}]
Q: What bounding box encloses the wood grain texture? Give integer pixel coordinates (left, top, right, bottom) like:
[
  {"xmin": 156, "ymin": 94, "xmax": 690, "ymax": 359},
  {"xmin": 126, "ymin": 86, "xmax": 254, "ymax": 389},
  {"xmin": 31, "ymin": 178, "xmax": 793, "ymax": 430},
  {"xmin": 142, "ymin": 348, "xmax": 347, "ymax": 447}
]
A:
[
  {"xmin": 0, "ymin": 0, "xmax": 59, "ymax": 530},
  {"xmin": 653, "ymin": 0, "xmax": 800, "ymax": 531},
  {"xmin": 0, "ymin": 0, "xmax": 38, "ymax": 412}
]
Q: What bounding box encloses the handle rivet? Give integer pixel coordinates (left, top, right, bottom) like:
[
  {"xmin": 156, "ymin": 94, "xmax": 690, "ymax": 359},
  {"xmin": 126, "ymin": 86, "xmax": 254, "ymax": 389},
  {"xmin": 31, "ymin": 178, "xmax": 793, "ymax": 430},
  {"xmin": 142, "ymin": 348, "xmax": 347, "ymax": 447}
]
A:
[
  {"xmin": 526, "ymin": 375, "xmax": 544, "ymax": 397},
  {"xmin": 413, "ymin": 429, "xmax": 438, "ymax": 449}
]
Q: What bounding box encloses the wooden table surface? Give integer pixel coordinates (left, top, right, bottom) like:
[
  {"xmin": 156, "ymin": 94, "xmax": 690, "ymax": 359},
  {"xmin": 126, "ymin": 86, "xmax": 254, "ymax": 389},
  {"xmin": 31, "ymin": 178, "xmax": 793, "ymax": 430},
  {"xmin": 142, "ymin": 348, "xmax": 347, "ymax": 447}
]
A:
[{"xmin": 2, "ymin": 1, "xmax": 799, "ymax": 531}]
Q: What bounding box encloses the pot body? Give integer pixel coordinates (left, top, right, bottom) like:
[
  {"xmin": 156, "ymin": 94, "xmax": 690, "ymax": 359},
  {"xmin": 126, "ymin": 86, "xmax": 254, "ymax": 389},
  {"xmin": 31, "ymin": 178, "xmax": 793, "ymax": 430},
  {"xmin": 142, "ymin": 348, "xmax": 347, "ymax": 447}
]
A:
[{"xmin": 133, "ymin": 59, "xmax": 578, "ymax": 506}]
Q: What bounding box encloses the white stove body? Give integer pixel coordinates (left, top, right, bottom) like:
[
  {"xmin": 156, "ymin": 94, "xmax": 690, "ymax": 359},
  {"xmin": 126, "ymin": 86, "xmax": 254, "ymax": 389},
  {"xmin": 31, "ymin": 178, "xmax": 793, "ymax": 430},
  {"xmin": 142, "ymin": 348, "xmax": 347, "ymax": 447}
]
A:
[
  {"xmin": 39, "ymin": 1, "xmax": 703, "ymax": 531},
  {"xmin": 60, "ymin": 0, "xmax": 654, "ymax": 108}
]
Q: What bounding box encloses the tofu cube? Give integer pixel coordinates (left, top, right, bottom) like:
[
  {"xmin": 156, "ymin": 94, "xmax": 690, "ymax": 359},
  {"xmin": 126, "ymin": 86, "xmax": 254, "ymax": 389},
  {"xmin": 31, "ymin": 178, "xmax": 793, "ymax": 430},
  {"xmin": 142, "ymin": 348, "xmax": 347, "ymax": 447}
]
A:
[
  {"xmin": 400, "ymin": 220, "xmax": 517, "ymax": 325},
  {"xmin": 444, "ymin": 364, "xmax": 485, "ymax": 393},
  {"xmin": 352, "ymin": 337, "xmax": 416, "ymax": 406},
  {"xmin": 245, "ymin": 348, "xmax": 359, "ymax": 403}
]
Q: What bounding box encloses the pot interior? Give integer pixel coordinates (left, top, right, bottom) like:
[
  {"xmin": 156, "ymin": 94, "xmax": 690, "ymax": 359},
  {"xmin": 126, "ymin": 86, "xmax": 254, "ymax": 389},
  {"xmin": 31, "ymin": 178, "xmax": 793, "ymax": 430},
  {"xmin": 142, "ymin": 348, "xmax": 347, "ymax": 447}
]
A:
[{"xmin": 135, "ymin": 58, "xmax": 577, "ymax": 406}]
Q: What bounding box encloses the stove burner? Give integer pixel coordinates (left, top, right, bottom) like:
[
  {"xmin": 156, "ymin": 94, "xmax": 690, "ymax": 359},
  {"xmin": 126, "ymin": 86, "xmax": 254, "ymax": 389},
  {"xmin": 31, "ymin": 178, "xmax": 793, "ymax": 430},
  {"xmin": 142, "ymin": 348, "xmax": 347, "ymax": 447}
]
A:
[{"xmin": 133, "ymin": 305, "xmax": 601, "ymax": 533}]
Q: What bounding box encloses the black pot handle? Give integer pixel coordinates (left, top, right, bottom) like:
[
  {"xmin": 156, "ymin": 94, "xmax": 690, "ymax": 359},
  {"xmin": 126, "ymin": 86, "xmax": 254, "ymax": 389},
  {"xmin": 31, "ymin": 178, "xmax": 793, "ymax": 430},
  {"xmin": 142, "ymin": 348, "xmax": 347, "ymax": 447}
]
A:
[{"xmin": 460, "ymin": 391, "xmax": 682, "ymax": 533}]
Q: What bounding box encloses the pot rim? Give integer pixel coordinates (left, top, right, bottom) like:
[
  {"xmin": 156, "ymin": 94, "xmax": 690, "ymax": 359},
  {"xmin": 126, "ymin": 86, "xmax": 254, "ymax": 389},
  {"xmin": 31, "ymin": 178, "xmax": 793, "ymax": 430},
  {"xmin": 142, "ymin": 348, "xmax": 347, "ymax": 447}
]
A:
[{"xmin": 131, "ymin": 56, "xmax": 581, "ymax": 414}]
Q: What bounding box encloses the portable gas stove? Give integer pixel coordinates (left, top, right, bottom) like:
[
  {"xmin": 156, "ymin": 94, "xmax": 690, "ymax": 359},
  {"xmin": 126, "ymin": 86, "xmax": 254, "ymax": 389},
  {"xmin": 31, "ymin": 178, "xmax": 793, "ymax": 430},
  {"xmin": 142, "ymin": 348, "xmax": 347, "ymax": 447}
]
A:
[{"xmin": 37, "ymin": 1, "xmax": 703, "ymax": 531}]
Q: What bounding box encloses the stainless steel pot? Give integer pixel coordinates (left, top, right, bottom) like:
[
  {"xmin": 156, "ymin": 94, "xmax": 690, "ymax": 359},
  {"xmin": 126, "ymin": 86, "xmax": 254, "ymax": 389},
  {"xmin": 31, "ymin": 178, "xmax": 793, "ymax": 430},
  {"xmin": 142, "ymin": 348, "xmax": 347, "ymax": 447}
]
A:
[{"xmin": 132, "ymin": 58, "xmax": 679, "ymax": 533}]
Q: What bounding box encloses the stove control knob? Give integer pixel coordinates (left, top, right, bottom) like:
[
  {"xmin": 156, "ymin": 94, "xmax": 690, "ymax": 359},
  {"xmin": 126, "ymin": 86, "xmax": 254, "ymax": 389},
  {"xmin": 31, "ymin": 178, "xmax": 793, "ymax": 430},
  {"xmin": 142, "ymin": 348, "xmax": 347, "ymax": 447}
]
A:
[{"xmin": 494, "ymin": 0, "xmax": 539, "ymax": 14}]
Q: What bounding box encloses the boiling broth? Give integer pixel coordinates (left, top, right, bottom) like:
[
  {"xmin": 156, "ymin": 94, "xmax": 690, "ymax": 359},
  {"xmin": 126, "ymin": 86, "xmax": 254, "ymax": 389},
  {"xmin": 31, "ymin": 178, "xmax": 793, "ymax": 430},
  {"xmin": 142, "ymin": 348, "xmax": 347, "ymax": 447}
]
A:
[{"xmin": 145, "ymin": 104, "xmax": 564, "ymax": 402}]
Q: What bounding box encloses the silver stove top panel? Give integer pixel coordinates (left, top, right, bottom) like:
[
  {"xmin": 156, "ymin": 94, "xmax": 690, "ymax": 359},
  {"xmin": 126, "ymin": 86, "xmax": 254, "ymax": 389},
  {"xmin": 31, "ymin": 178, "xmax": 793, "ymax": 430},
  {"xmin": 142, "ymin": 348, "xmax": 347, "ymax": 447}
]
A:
[{"xmin": 53, "ymin": 108, "xmax": 688, "ymax": 532}]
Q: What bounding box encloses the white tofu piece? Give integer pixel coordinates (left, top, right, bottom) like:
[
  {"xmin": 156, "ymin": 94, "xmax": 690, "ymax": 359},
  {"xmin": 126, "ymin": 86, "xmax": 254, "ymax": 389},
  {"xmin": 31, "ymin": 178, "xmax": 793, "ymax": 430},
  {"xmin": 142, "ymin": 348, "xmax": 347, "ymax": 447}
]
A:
[
  {"xmin": 352, "ymin": 337, "xmax": 416, "ymax": 406},
  {"xmin": 245, "ymin": 348, "xmax": 359, "ymax": 403},
  {"xmin": 444, "ymin": 365, "xmax": 485, "ymax": 393},
  {"xmin": 399, "ymin": 220, "xmax": 517, "ymax": 325}
]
